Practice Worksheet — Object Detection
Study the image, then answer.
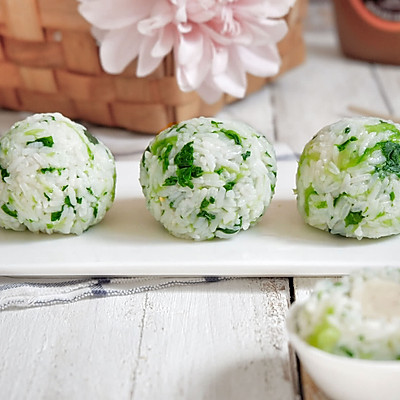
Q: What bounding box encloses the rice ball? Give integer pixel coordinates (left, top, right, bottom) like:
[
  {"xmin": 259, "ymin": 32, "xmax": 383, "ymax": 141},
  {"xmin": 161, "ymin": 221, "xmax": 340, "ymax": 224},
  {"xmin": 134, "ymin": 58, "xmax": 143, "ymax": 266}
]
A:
[
  {"xmin": 0, "ymin": 112, "xmax": 116, "ymax": 234},
  {"xmin": 296, "ymin": 117, "xmax": 400, "ymax": 239},
  {"xmin": 140, "ymin": 117, "xmax": 277, "ymax": 240}
]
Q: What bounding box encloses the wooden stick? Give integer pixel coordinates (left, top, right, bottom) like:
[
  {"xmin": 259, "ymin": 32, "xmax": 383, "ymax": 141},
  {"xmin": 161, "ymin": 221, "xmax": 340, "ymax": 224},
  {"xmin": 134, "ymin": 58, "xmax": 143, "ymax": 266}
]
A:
[{"xmin": 348, "ymin": 105, "xmax": 400, "ymax": 124}]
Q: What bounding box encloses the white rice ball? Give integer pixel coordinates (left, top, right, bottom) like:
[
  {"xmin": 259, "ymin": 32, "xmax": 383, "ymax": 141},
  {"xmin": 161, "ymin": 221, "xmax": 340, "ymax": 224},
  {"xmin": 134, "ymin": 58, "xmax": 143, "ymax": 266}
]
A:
[
  {"xmin": 296, "ymin": 117, "xmax": 400, "ymax": 239},
  {"xmin": 140, "ymin": 117, "xmax": 277, "ymax": 240},
  {"xmin": 0, "ymin": 112, "xmax": 116, "ymax": 234},
  {"xmin": 294, "ymin": 267, "xmax": 400, "ymax": 360}
]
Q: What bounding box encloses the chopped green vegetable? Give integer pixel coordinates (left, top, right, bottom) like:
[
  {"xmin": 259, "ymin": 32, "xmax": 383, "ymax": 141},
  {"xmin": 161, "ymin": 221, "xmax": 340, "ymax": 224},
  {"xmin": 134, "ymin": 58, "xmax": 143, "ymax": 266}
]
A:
[
  {"xmin": 1, "ymin": 203, "xmax": 17, "ymax": 218},
  {"xmin": 376, "ymin": 141, "xmax": 400, "ymax": 178},
  {"xmin": 44, "ymin": 192, "xmax": 51, "ymax": 201},
  {"xmin": 390, "ymin": 191, "xmax": 396, "ymax": 201},
  {"xmin": 224, "ymin": 181, "xmax": 235, "ymax": 191},
  {"xmin": 51, "ymin": 209, "xmax": 63, "ymax": 222},
  {"xmin": 27, "ymin": 136, "xmax": 54, "ymax": 147},
  {"xmin": 307, "ymin": 307, "xmax": 340, "ymax": 353},
  {"xmin": 197, "ymin": 210, "xmax": 215, "ymax": 221},
  {"xmin": 365, "ymin": 120, "xmax": 400, "ymax": 136},
  {"xmin": 83, "ymin": 129, "xmax": 99, "ymax": 145},
  {"xmin": 0, "ymin": 166, "xmax": 9, "ymax": 182},
  {"xmin": 333, "ymin": 192, "xmax": 347, "ymax": 207},
  {"xmin": 176, "ymin": 167, "xmax": 193, "ymax": 188},
  {"xmin": 242, "ymin": 151, "xmax": 251, "ymax": 160},
  {"xmin": 175, "ymin": 123, "xmax": 187, "ymax": 132},
  {"xmin": 151, "ymin": 136, "xmax": 178, "ymax": 156},
  {"xmin": 40, "ymin": 167, "xmax": 65, "ymax": 175},
  {"xmin": 304, "ymin": 185, "xmax": 317, "ymax": 217},
  {"xmin": 93, "ymin": 205, "xmax": 98, "ymax": 218},
  {"xmin": 336, "ymin": 136, "xmax": 357, "ymax": 152},
  {"xmin": 159, "ymin": 143, "xmax": 173, "ymax": 172},
  {"xmin": 344, "ymin": 210, "xmax": 364, "ymax": 227},
  {"xmin": 211, "ymin": 120, "xmax": 223, "ymax": 128},
  {"xmin": 344, "ymin": 126, "xmax": 351, "ymax": 134},
  {"xmin": 200, "ymin": 198, "xmax": 210, "ymax": 209},
  {"xmin": 64, "ymin": 196, "xmax": 73, "ymax": 208},
  {"xmin": 167, "ymin": 142, "xmax": 203, "ymax": 188},
  {"xmin": 316, "ymin": 201, "xmax": 328, "ymax": 209},
  {"xmin": 174, "ymin": 142, "xmax": 194, "ymax": 168},
  {"xmin": 220, "ymin": 128, "xmax": 242, "ymax": 146},
  {"xmin": 191, "ymin": 166, "xmax": 203, "ymax": 178},
  {"xmin": 339, "ymin": 346, "xmax": 354, "ymax": 358},
  {"xmin": 163, "ymin": 176, "xmax": 178, "ymax": 186},
  {"xmin": 216, "ymin": 218, "xmax": 242, "ymax": 235}
]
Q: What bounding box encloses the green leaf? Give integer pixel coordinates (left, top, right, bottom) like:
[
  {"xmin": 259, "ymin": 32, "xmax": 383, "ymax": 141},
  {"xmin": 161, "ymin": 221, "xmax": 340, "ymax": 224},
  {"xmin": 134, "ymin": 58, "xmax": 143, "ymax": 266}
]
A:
[
  {"xmin": 197, "ymin": 210, "xmax": 215, "ymax": 221},
  {"xmin": 0, "ymin": 166, "xmax": 9, "ymax": 182},
  {"xmin": 176, "ymin": 167, "xmax": 193, "ymax": 188},
  {"xmin": 27, "ymin": 136, "xmax": 54, "ymax": 147},
  {"xmin": 336, "ymin": 136, "xmax": 357, "ymax": 152},
  {"xmin": 51, "ymin": 209, "xmax": 63, "ymax": 222},
  {"xmin": 159, "ymin": 143, "xmax": 173, "ymax": 172},
  {"xmin": 211, "ymin": 120, "xmax": 223, "ymax": 128},
  {"xmin": 315, "ymin": 201, "xmax": 327, "ymax": 209},
  {"xmin": 304, "ymin": 185, "xmax": 317, "ymax": 217},
  {"xmin": 200, "ymin": 198, "xmax": 210, "ymax": 209},
  {"xmin": 40, "ymin": 167, "xmax": 65, "ymax": 175},
  {"xmin": 174, "ymin": 142, "xmax": 194, "ymax": 168},
  {"xmin": 163, "ymin": 176, "xmax": 178, "ymax": 186},
  {"xmin": 220, "ymin": 129, "xmax": 242, "ymax": 146},
  {"xmin": 151, "ymin": 136, "xmax": 178, "ymax": 156},
  {"xmin": 224, "ymin": 181, "xmax": 235, "ymax": 191},
  {"xmin": 365, "ymin": 120, "xmax": 400, "ymax": 135},
  {"xmin": 1, "ymin": 203, "xmax": 17, "ymax": 218},
  {"xmin": 83, "ymin": 129, "xmax": 99, "ymax": 145},
  {"xmin": 344, "ymin": 210, "xmax": 364, "ymax": 227},
  {"xmin": 64, "ymin": 196, "xmax": 73, "ymax": 207},
  {"xmin": 333, "ymin": 192, "xmax": 347, "ymax": 207},
  {"xmin": 377, "ymin": 141, "xmax": 400, "ymax": 177},
  {"xmin": 242, "ymin": 151, "xmax": 251, "ymax": 160}
]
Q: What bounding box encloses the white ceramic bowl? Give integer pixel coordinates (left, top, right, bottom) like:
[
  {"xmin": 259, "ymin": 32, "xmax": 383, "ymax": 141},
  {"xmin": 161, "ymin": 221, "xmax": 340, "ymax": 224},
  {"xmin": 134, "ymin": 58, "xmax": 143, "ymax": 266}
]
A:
[{"xmin": 286, "ymin": 301, "xmax": 400, "ymax": 400}]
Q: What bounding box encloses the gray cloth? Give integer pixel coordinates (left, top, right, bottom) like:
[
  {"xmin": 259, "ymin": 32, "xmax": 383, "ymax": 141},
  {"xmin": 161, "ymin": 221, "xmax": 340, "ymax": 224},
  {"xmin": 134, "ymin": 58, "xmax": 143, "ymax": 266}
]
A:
[{"xmin": 0, "ymin": 276, "xmax": 230, "ymax": 311}]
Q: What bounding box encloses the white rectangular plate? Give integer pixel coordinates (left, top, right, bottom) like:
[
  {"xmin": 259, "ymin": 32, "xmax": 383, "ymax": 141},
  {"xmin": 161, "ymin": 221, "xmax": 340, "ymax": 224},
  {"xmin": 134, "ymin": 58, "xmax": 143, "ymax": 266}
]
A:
[{"xmin": 1, "ymin": 148, "xmax": 399, "ymax": 276}]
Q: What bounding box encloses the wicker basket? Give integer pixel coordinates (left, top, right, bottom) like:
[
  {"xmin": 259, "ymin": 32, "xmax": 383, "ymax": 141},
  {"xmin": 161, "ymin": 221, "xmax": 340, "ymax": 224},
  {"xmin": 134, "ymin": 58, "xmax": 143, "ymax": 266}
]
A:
[{"xmin": 0, "ymin": 0, "xmax": 308, "ymax": 134}]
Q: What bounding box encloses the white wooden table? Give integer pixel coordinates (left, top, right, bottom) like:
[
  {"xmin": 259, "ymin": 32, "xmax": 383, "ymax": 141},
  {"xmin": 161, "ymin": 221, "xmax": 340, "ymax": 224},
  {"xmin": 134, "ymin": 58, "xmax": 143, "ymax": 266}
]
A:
[{"xmin": 1, "ymin": 1, "xmax": 399, "ymax": 399}]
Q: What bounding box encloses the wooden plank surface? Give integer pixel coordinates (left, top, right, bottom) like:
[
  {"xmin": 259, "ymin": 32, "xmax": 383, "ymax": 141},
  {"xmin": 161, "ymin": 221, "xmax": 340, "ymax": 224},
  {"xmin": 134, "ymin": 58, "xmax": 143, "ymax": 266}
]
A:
[{"xmin": 0, "ymin": 278, "xmax": 300, "ymax": 400}]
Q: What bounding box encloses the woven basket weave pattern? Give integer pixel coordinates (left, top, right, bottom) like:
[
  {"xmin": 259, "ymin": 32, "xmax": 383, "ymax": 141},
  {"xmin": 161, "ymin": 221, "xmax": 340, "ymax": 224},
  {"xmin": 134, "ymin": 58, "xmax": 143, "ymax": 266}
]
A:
[{"xmin": 0, "ymin": 0, "xmax": 307, "ymax": 133}]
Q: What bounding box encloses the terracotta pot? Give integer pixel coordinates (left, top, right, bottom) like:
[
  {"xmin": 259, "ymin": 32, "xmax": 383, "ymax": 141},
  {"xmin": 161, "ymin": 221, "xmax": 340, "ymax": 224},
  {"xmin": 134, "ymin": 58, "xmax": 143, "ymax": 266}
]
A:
[{"xmin": 332, "ymin": 0, "xmax": 400, "ymax": 64}]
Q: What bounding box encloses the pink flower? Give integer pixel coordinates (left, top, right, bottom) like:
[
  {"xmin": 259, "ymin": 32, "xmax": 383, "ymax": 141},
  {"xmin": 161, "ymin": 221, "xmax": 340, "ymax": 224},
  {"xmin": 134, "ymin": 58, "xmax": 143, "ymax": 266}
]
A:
[{"xmin": 78, "ymin": 0, "xmax": 294, "ymax": 103}]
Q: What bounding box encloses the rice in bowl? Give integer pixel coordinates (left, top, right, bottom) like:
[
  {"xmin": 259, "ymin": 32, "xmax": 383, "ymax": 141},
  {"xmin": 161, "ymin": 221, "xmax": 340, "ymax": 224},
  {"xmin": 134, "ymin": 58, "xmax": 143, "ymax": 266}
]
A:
[
  {"xmin": 0, "ymin": 112, "xmax": 116, "ymax": 235},
  {"xmin": 293, "ymin": 267, "xmax": 400, "ymax": 360},
  {"xmin": 296, "ymin": 117, "xmax": 400, "ymax": 239},
  {"xmin": 140, "ymin": 117, "xmax": 277, "ymax": 240}
]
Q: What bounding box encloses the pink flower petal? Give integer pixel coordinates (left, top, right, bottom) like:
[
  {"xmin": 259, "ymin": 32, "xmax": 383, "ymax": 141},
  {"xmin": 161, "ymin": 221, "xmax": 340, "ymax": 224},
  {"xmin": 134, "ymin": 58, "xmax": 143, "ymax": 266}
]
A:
[
  {"xmin": 214, "ymin": 48, "xmax": 247, "ymax": 98},
  {"xmin": 137, "ymin": 35, "xmax": 164, "ymax": 77},
  {"xmin": 177, "ymin": 26, "xmax": 204, "ymax": 65},
  {"xmin": 99, "ymin": 26, "xmax": 142, "ymax": 74},
  {"xmin": 78, "ymin": 0, "xmax": 151, "ymax": 30},
  {"xmin": 151, "ymin": 25, "xmax": 175, "ymax": 58},
  {"xmin": 238, "ymin": 44, "xmax": 280, "ymax": 77}
]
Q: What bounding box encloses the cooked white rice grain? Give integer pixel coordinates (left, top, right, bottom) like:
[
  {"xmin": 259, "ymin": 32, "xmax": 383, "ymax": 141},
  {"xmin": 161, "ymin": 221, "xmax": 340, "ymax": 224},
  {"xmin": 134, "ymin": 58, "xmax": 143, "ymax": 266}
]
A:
[
  {"xmin": 296, "ymin": 117, "xmax": 400, "ymax": 239},
  {"xmin": 0, "ymin": 112, "xmax": 116, "ymax": 234},
  {"xmin": 294, "ymin": 267, "xmax": 400, "ymax": 361},
  {"xmin": 139, "ymin": 117, "xmax": 277, "ymax": 240}
]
